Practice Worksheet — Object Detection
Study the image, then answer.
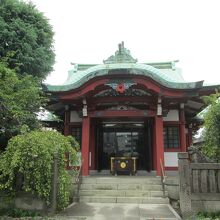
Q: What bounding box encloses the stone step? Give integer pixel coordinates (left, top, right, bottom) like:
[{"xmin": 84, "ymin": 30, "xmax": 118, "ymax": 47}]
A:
[
  {"xmin": 80, "ymin": 183, "xmax": 163, "ymax": 191},
  {"xmin": 59, "ymin": 203, "xmax": 181, "ymax": 220},
  {"xmin": 79, "ymin": 196, "xmax": 169, "ymax": 204},
  {"xmin": 82, "ymin": 176, "xmax": 161, "ymax": 184},
  {"xmin": 79, "ymin": 189, "xmax": 168, "ymax": 197}
]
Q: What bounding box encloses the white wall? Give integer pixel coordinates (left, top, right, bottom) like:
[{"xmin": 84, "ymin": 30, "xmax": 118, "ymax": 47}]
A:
[
  {"xmin": 164, "ymin": 152, "xmax": 178, "ymax": 167},
  {"xmin": 70, "ymin": 111, "xmax": 82, "ymax": 122},
  {"xmin": 163, "ymin": 110, "xmax": 179, "ymax": 121}
]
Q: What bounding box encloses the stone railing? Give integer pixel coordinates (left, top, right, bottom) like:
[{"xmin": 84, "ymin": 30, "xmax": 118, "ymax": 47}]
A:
[{"xmin": 178, "ymin": 152, "xmax": 220, "ymax": 218}]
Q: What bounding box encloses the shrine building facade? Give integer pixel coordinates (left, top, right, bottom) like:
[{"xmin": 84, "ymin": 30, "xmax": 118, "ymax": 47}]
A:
[{"xmin": 44, "ymin": 42, "xmax": 217, "ymax": 176}]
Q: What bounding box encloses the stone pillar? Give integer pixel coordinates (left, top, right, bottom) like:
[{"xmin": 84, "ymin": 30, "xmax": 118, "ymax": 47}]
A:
[
  {"xmin": 155, "ymin": 116, "xmax": 164, "ymax": 176},
  {"xmin": 178, "ymin": 152, "xmax": 192, "ymax": 218},
  {"xmin": 179, "ymin": 105, "xmax": 187, "ymax": 152},
  {"xmin": 81, "ymin": 117, "xmax": 90, "ymax": 176}
]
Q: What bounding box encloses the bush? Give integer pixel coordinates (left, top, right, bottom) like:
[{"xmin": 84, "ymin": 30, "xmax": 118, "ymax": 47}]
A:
[
  {"xmin": 202, "ymin": 93, "xmax": 220, "ymax": 161},
  {"xmin": 0, "ymin": 130, "xmax": 79, "ymax": 210},
  {"xmin": 187, "ymin": 211, "xmax": 220, "ymax": 220},
  {"xmin": 0, "ymin": 208, "xmax": 40, "ymax": 218}
]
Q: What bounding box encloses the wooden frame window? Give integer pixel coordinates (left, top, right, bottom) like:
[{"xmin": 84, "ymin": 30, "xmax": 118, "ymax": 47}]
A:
[
  {"xmin": 163, "ymin": 126, "xmax": 180, "ymax": 149},
  {"xmin": 70, "ymin": 126, "xmax": 82, "ymax": 147}
]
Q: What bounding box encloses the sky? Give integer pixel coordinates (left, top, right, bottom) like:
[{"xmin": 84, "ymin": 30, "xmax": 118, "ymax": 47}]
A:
[{"xmin": 30, "ymin": 0, "xmax": 220, "ymax": 85}]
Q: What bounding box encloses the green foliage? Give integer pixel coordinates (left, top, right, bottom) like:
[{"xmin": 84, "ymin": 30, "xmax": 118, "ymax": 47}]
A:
[
  {"xmin": 0, "ymin": 0, "xmax": 55, "ymax": 147},
  {"xmin": 0, "ymin": 207, "xmax": 40, "ymax": 218},
  {"xmin": 202, "ymin": 92, "xmax": 220, "ymax": 161},
  {"xmin": 0, "ymin": 0, "xmax": 55, "ymax": 80},
  {"xmin": 187, "ymin": 211, "xmax": 220, "ymax": 219},
  {"xmin": 0, "ymin": 63, "xmax": 45, "ymax": 143},
  {"xmin": 196, "ymin": 210, "xmax": 220, "ymax": 219},
  {"xmin": 0, "ymin": 130, "xmax": 79, "ymax": 210}
]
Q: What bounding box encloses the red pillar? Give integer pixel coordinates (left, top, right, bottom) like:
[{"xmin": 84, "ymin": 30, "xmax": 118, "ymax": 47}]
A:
[
  {"xmin": 64, "ymin": 109, "xmax": 70, "ymax": 136},
  {"xmin": 154, "ymin": 116, "xmax": 164, "ymax": 176},
  {"xmin": 81, "ymin": 117, "xmax": 90, "ymax": 176},
  {"xmin": 153, "ymin": 125, "xmax": 157, "ymax": 170},
  {"xmin": 187, "ymin": 127, "xmax": 193, "ymax": 147},
  {"xmin": 179, "ymin": 108, "xmax": 187, "ymax": 152},
  {"xmin": 90, "ymin": 120, "xmax": 96, "ymax": 170}
]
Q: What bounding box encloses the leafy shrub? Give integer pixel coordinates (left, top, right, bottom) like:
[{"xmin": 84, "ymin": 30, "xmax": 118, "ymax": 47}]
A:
[
  {"xmin": 0, "ymin": 208, "xmax": 40, "ymax": 217},
  {"xmin": 0, "ymin": 130, "xmax": 79, "ymax": 210},
  {"xmin": 197, "ymin": 211, "xmax": 220, "ymax": 219},
  {"xmin": 187, "ymin": 211, "xmax": 220, "ymax": 219},
  {"xmin": 202, "ymin": 93, "xmax": 220, "ymax": 161}
]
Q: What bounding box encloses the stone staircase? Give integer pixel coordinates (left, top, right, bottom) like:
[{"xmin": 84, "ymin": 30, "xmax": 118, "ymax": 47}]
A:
[{"xmin": 77, "ymin": 176, "xmax": 169, "ymax": 204}]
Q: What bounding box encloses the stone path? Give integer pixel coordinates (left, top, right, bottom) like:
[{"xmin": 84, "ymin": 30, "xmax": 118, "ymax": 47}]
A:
[{"xmin": 58, "ymin": 202, "xmax": 182, "ymax": 220}]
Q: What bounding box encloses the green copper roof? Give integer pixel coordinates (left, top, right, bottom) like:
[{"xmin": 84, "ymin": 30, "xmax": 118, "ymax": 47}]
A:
[
  {"xmin": 45, "ymin": 43, "xmax": 204, "ymax": 92},
  {"xmin": 45, "ymin": 63, "xmax": 203, "ymax": 92},
  {"xmin": 71, "ymin": 60, "xmax": 179, "ymax": 71}
]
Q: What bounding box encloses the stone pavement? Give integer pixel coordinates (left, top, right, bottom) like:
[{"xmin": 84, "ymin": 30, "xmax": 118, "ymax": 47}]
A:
[{"xmin": 58, "ymin": 202, "xmax": 182, "ymax": 220}]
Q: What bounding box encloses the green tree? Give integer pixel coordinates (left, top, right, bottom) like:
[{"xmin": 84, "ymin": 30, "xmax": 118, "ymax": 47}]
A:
[
  {"xmin": 0, "ymin": 0, "xmax": 55, "ymax": 80},
  {"xmin": 0, "ymin": 130, "xmax": 79, "ymax": 210},
  {"xmin": 202, "ymin": 92, "xmax": 220, "ymax": 161},
  {"xmin": 0, "ymin": 63, "xmax": 45, "ymax": 148}
]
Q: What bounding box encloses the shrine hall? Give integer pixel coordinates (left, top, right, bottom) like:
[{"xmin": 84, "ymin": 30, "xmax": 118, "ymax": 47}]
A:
[{"xmin": 44, "ymin": 42, "xmax": 217, "ymax": 176}]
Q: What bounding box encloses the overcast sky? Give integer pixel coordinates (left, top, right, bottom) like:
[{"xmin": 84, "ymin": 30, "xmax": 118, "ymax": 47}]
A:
[{"xmin": 31, "ymin": 0, "xmax": 220, "ymax": 85}]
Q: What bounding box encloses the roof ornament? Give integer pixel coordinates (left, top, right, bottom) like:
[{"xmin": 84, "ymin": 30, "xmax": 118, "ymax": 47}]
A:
[
  {"xmin": 70, "ymin": 63, "xmax": 78, "ymax": 72},
  {"xmin": 103, "ymin": 41, "xmax": 137, "ymax": 64}
]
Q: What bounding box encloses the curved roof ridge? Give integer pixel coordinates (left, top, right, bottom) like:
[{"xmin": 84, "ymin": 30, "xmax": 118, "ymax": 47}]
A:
[
  {"xmin": 134, "ymin": 63, "xmax": 175, "ymax": 82},
  {"xmin": 45, "ymin": 63, "xmax": 204, "ymax": 92}
]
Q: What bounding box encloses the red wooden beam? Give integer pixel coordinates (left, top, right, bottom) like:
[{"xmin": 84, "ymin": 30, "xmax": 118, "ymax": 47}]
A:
[
  {"xmin": 134, "ymin": 78, "xmax": 187, "ymax": 97},
  {"xmin": 81, "ymin": 117, "xmax": 90, "ymax": 176},
  {"xmin": 64, "ymin": 110, "xmax": 70, "ymax": 135},
  {"xmin": 179, "ymin": 108, "xmax": 187, "ymax": 152},
  {"xmin": 89, "ymin": 96, "xmax": 156, "ymax": 105},
  {"xmin": 58, "ymin": 75, "xmax": 202, "ymax": 101},
  {"xmin": 89, "ymin": 110, "xmax": 156, "ymax": 118},
  {"xmin": 154, "ymin": 116, "xmax": 165, "ymax": 176},
  {"xmin": 59, "ymin": 78, "xmax": 109, "ymax": 100}
]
